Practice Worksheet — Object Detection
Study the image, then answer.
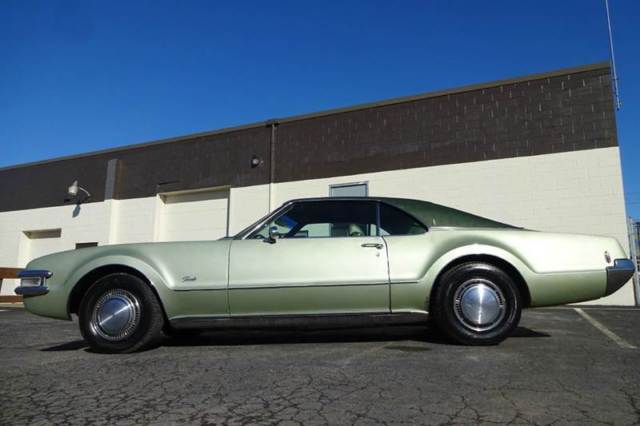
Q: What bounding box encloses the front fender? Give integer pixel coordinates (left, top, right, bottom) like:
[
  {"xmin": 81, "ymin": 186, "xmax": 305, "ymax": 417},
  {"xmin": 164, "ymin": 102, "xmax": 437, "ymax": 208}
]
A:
[
  {"xmin": 23, "ymin": 254, "xmax": 170, "ymax": 320},
  {"xmin": 64, "ymin": 255, "xmax": 170, "ymax": 298},
  {"xmin": 23, "ymin": 240, "xmax": 232, "ymax": 320}
]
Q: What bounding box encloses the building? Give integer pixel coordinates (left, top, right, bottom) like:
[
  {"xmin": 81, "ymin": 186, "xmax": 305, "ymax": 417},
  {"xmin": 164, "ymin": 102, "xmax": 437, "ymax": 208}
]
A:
[{"xmin": 0, "ymin": 62, "xmax": 635, "ymax": 305}]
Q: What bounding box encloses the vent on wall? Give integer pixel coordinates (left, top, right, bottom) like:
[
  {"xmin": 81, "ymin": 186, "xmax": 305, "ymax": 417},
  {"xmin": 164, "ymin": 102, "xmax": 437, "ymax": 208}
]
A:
[
  {"xmin": 23, "ymin": 229, "xmax": 62, "ymax": 239},
  {"xmin": 329, "ymin": 182, "xmax": 368, "ymax": 197},
  {"xmin": 19, "ymin": 228, "xmax": 63, "ymax": 266},
  {"xmin": 76, "ymin": 242, "xmax": 98, "ymax": 249}
]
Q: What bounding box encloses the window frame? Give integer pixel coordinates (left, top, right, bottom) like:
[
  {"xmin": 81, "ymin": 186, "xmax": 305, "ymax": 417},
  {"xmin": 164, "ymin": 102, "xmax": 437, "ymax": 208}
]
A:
[
  {"xmin": 377, "ymin": 201, "xmax": 428, "ymax": 236},
  {"xmin": 238, "ymin": 199, "xmax": 429, "ymax": 240},
  {"xmin": 277, "ymin": 199, "xmax": 379, "ymax": 239}
]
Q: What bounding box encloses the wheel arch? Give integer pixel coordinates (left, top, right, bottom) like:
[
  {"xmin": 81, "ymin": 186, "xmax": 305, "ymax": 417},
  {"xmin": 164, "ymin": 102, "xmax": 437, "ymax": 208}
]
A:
[
  {"xmin": 428, "ymin": 254, "xmax": 532, "ymax": 311},
  {"xmin": 67, "ymin": 264, "xmax": 168, "ymax": 320}
]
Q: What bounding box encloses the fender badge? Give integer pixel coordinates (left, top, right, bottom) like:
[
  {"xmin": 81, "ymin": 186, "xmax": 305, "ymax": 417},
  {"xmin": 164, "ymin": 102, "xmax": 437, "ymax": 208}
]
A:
[
  {"xmin": 604, "ymin": 251, "xmax": 611, "ymax": 263},
  {"xmin": 182, "ymin": 275, "xmax": 197, "ymax": 282}
]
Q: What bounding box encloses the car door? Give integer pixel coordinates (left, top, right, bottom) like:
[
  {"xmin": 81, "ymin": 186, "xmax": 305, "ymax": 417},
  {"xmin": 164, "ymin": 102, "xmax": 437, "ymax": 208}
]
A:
[
  {"xmin": 228, "ymin": 200, "xmax": 390, "ymax": 316},
  {"xmin": 376, "ymin": 202, "xmax": 431, "ymax": 313}
]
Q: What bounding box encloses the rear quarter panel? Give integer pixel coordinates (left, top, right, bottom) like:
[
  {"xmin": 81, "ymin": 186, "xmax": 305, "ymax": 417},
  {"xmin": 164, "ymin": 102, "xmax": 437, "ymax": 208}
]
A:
[{"xmin": 385, "ymin": 228, "xmax": 623, "ymax": 312}]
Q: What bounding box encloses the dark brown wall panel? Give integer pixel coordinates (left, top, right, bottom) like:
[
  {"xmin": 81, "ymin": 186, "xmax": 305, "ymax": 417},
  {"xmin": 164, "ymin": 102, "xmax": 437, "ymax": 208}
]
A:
[
  {"xmin": 0, "ymin": 157, "xmax": 109, "ymax": 212},
  {"xmin": 0, "ymin": 127, "xmax": 271, "ymax": 212},
  {"xmin": 0, "ymin": 63, "xmax": 618, "ymax": 213},
  {"xmin": 273, "ymin": 66, "xmax": 617, "ymax": 183},
  {"xmin": 114, "ymin": 126, "xmax": 271, "ymax": 198}
]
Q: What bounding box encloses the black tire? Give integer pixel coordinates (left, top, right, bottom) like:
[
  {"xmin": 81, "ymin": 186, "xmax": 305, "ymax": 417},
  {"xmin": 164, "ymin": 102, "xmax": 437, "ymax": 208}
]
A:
[
  {"xmin": 78, "ymin": 273, "xmax": 165, "ymax": 353},
  {"xmin": 431, "ymin": 262, "xmax": 522, "ymax": 345},
  {"xmin": 163, "ymin": 327, "xmax": 202, "ymax": 340}
]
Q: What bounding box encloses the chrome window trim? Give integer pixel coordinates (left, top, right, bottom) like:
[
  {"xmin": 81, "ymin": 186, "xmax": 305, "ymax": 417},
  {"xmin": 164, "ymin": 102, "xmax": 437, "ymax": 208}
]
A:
[
  {"xmin": 241, "ymin": 199, "xmax": 380, "ymax": 240},
  {"xmin": 236, "ymin": 197, "xmax": 430, "ymax": 240}
]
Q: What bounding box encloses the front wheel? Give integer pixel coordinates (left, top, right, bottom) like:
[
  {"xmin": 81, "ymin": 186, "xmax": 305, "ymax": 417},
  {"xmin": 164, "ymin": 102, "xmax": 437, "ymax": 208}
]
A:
[
  {"xmin": 79, "ymin": 273, "xmax": 165, "ymax": 353},
  {"xmin": 431, "ymin": 262, "xmax": 522, "ymax": 345}
]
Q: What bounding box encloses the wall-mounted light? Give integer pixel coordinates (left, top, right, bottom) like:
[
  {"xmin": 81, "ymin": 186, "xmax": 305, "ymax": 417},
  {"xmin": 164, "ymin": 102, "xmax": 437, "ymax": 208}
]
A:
[
  {"xmin": 250, "ymin": 155, "xmax": 263, "ymax": 168},
  {"xmin": 67, "ymin": 180, "xmax": 91, "ymax": 202}
]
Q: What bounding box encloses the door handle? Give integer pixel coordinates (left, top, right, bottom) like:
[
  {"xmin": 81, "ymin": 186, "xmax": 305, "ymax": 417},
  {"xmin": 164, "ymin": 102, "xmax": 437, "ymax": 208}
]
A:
[{"xmin": 361, "ymin": 243, "xmax": 383, "ymax": 249}]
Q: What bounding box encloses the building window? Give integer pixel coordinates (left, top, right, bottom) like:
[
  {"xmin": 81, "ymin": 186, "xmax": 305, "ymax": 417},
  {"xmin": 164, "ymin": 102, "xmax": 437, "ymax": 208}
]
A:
[
  {"xmin": 75, "ymin": 242, "xmax": 98, "ymax": 249},
  {"xmin": 329, "ymin": 182, "xmax": 368, "ymax": 197}
]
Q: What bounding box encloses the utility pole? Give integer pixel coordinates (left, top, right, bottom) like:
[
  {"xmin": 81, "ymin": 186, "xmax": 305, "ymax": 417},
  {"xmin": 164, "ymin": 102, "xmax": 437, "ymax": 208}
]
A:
[
  {"xmin": 604, "ymin": 0, "xmax": 621, "ymax": 110},
  {"xmin": 266, "ymin": 119, "xmax": 279, "ymax": 212},
  {"xmin": 629, "ymin": 217, "xmax": 640, "ymax": 305}
]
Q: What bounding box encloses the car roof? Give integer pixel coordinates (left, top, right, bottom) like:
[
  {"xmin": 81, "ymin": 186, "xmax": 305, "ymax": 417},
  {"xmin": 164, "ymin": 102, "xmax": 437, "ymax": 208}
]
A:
[
  {"xmin": 286, "ymin": 196, "xmax": 405, "ymax": 203},
  {"xmin": 284, "ymin": 197, "xmax": 516, "ymax": 229}
]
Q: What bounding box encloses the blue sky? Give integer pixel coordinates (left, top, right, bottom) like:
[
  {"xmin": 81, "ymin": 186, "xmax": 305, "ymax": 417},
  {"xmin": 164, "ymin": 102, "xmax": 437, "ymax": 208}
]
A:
[{"xmin": 1, "ymin": 1, "xmax": 638, "ymax": 216}]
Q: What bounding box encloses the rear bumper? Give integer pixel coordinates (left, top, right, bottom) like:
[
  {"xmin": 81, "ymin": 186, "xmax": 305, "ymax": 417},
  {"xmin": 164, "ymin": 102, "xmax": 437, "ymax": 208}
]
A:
[{"xmin": 605, "ymin": 259, "xmax": 635, "ymax": 296}]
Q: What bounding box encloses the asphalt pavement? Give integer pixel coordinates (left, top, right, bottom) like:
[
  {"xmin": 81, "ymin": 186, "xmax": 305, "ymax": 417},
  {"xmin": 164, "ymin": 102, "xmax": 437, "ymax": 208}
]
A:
[{"xmin": 0, "ymin": 306, "xmax": 639, "ymax": 425}]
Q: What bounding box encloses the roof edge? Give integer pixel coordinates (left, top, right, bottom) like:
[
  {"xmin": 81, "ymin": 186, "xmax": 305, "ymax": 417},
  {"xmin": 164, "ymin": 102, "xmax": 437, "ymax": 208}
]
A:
[
  {"xmin": 277, "ymin": 61, "xmax": 611, "ymax": 125},
  {"xmin": 0, "ymin": 61, "xmax": 611, "ymax": 172}
]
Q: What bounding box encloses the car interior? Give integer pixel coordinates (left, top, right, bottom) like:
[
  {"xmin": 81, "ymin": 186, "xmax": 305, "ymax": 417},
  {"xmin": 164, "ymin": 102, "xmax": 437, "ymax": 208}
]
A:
[{"xmin": 250, "ymin": 200, "xmax": 426, "ymax": 239}]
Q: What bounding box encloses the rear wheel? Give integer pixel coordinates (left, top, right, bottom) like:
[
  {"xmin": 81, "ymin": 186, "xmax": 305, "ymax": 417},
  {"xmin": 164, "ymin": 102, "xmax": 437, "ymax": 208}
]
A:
[
  {"xmin": 79, "ymin": 273, "xmax": 164, "ymax": 353},
  {"xmin": 432, "ymin": 262, "xmax": 522, "ymax": 345}
]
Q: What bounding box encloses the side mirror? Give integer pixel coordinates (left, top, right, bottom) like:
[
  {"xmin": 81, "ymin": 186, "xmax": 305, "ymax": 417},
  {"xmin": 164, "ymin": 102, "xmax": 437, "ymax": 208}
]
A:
[{"xmin": 266, "ymin": 226, "xmax": 280, "ymax": 244}]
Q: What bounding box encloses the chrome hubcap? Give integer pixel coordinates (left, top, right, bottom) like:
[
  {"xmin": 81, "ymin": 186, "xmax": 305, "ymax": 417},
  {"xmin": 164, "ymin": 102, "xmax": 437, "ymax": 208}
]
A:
[
  {"xmin": 454, "ymin": 279, "xmax": 506, "ymax": 332},
  {"xmin": 91, "ymin": 289, "xmax": 141, "ymax": 341}
]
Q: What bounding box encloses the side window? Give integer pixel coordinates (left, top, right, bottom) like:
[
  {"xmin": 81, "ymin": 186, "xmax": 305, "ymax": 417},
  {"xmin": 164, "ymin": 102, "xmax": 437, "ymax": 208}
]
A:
[
  {"xmin": 379, "ymin": 203, "xmax": 426, "ymax": 236},
  {"xmin": 253, "ymin": 201, "xmax": 378, "ymax": 239}
]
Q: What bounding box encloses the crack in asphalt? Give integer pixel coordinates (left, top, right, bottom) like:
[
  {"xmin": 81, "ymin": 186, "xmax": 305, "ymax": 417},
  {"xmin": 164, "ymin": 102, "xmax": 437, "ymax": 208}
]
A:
[{"xmin": 1, "ymin": 309, "xmax": 639, "ymax": 425}]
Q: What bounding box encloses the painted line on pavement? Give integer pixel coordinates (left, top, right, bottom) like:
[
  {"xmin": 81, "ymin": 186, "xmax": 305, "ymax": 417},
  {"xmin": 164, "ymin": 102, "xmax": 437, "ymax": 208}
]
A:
[
  {"xmin": 573, "ymin": 308, "xmax": 640, "ymax": 311},
  {"xmin": 574, "ymin": 308, "xmax": 637, "ymax": 349},
  {"xmin": 543, "ymin": 306, "xmax": 640, "ymax": 311}
]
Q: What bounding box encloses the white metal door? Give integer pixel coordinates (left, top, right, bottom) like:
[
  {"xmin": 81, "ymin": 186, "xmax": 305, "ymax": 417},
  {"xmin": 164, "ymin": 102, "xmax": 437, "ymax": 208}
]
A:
[{"xmin": 158, "ymin": 189, "xmax": 229, "ymax": 241}]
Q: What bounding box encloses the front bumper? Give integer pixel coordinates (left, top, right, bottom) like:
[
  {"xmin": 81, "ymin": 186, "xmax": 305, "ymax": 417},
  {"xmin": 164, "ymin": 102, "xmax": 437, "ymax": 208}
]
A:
[
  {"xmin": 605, "ymin": 259, "xmax": 635, "ymax": 296},
  {"xmin": 14, "ymin": 269, "xmax": 52, "ymax": 298}
]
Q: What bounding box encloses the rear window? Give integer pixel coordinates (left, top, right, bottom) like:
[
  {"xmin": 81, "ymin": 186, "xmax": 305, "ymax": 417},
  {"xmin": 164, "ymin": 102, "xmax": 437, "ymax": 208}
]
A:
[{"xmin": 379, "ymin": 203, "xmax": 426, "ymax": 236}]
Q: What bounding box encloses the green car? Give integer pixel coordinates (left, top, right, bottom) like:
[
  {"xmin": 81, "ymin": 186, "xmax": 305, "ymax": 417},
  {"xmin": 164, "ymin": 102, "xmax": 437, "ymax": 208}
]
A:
[{"xmin": 16, "ymin": 197, "xmax": 634, "ymax": 353}]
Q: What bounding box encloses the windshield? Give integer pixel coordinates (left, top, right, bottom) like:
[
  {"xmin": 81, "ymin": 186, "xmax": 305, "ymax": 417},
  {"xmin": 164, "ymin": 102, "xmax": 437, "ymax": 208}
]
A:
[{"xmin": 233, "ymin": 204, "xmax": 290, "ymax": 239}]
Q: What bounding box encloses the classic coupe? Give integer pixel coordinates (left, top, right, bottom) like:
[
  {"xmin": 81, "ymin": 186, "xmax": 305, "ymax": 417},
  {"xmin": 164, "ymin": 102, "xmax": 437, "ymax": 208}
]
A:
[{"xmin": 16, "ymin": 197, "xmax": 634, "ymax": 353}]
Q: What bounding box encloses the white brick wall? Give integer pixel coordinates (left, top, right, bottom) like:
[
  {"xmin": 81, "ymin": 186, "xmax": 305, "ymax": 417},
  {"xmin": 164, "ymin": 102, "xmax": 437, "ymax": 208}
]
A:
[
  {"xmin": 228, "ymin": 184, "xmax": 270, "ymax": 235},
  {"xmin": 0, "ymin": 202, "xmax": 114, "ymax": 295},
  {"xmin": 272, "ymin": 147, "xmax": 633, "ymax": 305},
  {"xmin": 0, "ymin": 147, "xmax": 634, "ymax": 304},
  {"xmin": 113, "ymin": 198, "xmax": 157, "ymax": 244}
]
